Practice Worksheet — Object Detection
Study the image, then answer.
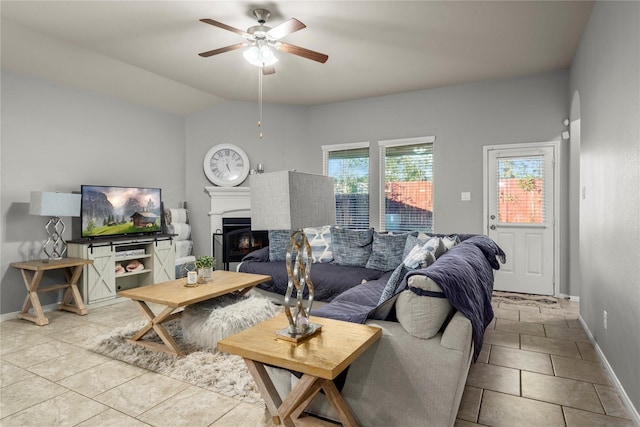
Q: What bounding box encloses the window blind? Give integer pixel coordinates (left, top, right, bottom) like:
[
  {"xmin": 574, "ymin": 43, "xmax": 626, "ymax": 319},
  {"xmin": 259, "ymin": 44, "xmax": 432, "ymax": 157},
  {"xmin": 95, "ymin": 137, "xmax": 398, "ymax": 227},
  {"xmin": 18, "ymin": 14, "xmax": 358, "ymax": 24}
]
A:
[
  {"xmin": 379, "ymin": 141, "xmax": 433, "ymax": 232},
  {"xmin": 323, "ymin": 145, "xmax": 370, "ymax": 228}
]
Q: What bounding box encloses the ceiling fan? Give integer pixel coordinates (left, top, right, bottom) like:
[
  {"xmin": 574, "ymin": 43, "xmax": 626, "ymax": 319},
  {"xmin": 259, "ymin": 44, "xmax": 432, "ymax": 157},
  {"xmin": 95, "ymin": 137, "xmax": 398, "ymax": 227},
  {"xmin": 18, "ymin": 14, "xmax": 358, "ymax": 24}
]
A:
[{"xmin": 198, "ymin": 8, "xmax": 328, "ymax": 75}]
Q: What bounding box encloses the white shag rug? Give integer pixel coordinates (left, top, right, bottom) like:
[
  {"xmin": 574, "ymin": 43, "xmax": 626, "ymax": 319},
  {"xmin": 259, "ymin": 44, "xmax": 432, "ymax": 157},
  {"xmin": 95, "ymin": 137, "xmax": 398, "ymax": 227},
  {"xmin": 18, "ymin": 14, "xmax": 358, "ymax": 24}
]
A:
[
  {"xmin": 181, "ymin": 293, "xmax": 277, "ymax": 350},
  {"xmin": 88, "ymin": 294, "xmax": 280, "ymax": 405}
]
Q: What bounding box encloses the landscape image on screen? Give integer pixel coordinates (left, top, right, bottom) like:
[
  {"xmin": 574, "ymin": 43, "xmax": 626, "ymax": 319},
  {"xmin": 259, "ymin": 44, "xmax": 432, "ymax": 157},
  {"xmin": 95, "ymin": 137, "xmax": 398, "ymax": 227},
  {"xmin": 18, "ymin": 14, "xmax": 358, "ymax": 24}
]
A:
[{"xmin": 81, "ymin": 185, "xmax": 162, "ymax": 238}]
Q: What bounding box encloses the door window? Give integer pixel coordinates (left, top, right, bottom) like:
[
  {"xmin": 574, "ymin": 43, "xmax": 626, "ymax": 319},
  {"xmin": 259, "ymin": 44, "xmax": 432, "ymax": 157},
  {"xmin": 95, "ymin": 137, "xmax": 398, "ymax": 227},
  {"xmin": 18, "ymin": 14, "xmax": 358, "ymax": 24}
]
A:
[{"xmin": 497, "ymin": 156, "xmax": 545, "ymax": 224}]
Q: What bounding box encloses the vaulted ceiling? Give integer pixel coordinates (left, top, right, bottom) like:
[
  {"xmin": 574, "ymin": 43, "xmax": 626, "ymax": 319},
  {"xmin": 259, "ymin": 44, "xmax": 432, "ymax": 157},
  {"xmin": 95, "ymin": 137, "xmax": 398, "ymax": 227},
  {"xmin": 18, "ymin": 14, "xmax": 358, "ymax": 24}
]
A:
[{"xmin": 1, "ymin": 1, "xmax": 594, "ymax": 115}]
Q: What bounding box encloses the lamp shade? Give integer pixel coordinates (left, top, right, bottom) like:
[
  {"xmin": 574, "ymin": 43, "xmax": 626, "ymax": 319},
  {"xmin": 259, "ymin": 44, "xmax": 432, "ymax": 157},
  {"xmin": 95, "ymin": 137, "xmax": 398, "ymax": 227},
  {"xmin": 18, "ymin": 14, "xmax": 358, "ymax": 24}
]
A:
[
  {"xmin": 29, "ymin": 191, "xmax": 81, "ymax": 217},
  {"xmin": 250, "ymin": 171, "xmax": 336, "ymax": 231}
]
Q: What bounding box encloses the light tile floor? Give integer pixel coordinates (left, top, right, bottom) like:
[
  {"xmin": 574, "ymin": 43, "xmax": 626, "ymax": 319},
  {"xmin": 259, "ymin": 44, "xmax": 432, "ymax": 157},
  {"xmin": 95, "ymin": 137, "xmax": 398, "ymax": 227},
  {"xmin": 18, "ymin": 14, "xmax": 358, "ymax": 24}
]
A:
[
  {"xmin": 0, "ymin": 296, "xmax": 635, "ymax": 426},
  {"xmin": 457, "ymin": 297, "xmax": 635, "ymax": 427}
]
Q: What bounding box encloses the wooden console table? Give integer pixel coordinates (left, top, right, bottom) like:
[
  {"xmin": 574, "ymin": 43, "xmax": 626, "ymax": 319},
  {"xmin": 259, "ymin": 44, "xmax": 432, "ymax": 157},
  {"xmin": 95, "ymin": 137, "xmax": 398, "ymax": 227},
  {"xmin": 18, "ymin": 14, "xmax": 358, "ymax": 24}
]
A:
[
  {"xmin": 10, "ymin": 257, "xmax": 93, "ymax": 326},
  {"xmin": 218, "ymin": 313, "xmax": 382, "ymax": 426}
]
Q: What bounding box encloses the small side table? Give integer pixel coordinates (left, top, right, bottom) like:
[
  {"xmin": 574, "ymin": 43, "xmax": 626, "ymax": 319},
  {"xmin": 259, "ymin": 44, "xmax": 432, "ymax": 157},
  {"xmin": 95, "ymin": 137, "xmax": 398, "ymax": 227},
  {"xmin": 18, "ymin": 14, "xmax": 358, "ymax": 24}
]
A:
[
  {"xmin": 218, "ymin": 313, "xmax": 382, "ymax": 427},
  {"xmin": 10, "ymin": 257, "xmax": 93, "ymax": 326}
]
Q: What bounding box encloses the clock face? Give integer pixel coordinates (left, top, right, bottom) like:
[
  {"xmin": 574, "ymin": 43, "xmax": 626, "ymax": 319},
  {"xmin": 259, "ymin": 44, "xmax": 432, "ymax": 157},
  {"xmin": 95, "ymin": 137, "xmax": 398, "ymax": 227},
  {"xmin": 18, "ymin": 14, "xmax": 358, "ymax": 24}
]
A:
[{"xmin": 203, "ymin": 144, "xmax": 250, "ymax": 187}]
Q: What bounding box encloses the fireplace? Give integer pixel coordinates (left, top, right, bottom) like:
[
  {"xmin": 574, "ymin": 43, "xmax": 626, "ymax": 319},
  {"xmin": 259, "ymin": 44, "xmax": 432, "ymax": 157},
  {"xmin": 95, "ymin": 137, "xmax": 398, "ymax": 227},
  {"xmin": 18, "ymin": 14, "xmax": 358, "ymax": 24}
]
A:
[{"xmin": 218, "ymin": 217, "xmax": 268, "ymax": 270}]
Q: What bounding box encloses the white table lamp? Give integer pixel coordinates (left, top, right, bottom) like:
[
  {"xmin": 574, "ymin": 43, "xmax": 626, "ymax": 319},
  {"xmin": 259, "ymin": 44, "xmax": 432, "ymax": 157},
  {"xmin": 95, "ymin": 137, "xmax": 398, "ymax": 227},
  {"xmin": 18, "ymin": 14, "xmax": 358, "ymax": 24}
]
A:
[
  {"xmin": 251, "ymin": 171, "xmax": 336, "ymax": 342},
  {"xmin": 29, "ymin": 191, "xmax": 81, "ymax": 260}
]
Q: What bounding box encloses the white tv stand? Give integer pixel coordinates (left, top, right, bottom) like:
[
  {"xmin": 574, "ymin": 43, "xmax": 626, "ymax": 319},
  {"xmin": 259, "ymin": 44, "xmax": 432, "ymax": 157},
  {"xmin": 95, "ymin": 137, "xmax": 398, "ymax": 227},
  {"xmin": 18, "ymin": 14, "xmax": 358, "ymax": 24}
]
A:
[{"xmin": 68, "ymin": 235, "xmax": 175, "ymax": 305}]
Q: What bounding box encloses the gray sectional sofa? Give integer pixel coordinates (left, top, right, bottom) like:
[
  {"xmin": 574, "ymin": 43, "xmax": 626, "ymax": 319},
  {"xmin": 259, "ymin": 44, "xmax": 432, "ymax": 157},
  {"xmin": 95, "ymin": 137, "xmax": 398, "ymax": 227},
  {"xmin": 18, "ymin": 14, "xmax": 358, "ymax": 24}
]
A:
[{"xmin": 238, "ymin": 227, "xmax": 504, "ymax": 426}]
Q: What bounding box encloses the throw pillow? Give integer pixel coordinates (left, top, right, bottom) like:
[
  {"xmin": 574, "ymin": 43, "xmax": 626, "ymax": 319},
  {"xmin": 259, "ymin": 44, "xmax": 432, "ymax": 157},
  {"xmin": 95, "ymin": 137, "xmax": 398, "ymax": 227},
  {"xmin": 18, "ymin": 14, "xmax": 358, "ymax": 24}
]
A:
[
  {"xmin": 303, "ymin": 225, "xmax": 333, "ymax": 263},
  {"xmin": 441, "ymin": 235, "xmax": 461, "ymax": 252},
  {"xmin": 377, "ymin": 262, "xmax": 410, "ymax": 305},
  {"xmin": 402, "ymin": 233, "xmax": 433, "ymax": 259},
  {"xmin": 377, "ymin": 234, "xmax": 445, "ymax": 307},
  {"xmin": 424, "ymin": 236, "xmax": 447, "ymax": 261},
  {"xmin": 365, "ymin": 231, "xmax": 410, "ymax": 272},
  {"xmin": 369, "ymin": 290, "xmax": 402, "ymax": 321},
  {"xmin": 330, "ymin": 227, "xmax": 374, "ymax": 267},
  {"xmin": 268, "ymin": 230, "xmax": 292, "ymax": 262},
  {"xmin": 401, "ymin": 235, "xmax": 443, "ymax": 269},
  {"xmin": 395, "ymin": 275, "xmax": 454, "ymax": 339},
  {"xmin": 402, "ymin": 242, "xmax": 436, "ymax": 270}
]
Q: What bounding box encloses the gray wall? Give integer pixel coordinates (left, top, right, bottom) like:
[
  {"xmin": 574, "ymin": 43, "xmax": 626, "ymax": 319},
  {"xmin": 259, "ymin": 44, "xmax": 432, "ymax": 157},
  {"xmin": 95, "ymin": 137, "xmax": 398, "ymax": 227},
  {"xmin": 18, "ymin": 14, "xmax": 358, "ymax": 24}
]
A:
[
  {"xmin": 1, "ymin": 71, "xmax": 186, "ymax": 314},
  {"xmin": 570, "ymin": 1, "xmax": 640, "ymax": 412},
  {"xmin": 1, "ymin": 69, "xmax": 573, "ymax": 311},
  {"xmin": 185, "ymin": 101, "xmax": 310, "ymax": 268},
  {"xmin": 184, "ymin": 71, "xmax": 571, "ymax": 294}
]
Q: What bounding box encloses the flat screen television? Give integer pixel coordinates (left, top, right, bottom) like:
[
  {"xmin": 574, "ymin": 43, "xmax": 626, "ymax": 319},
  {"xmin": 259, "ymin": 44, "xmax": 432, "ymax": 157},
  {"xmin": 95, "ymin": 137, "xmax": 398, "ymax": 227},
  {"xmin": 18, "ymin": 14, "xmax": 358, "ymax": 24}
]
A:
[{"xmin": 80, "ymin": 185, "xmax": 162, "ymax": 239}]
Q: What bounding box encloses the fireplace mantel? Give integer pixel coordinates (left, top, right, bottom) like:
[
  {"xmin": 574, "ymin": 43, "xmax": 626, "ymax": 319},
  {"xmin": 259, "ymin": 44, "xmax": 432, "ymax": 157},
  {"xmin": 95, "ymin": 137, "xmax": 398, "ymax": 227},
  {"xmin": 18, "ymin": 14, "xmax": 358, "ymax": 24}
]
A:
[
  {"xmin": 205, "ymin": 186, "xmax": 251, "ymax": 267},
  {"xmin": 205, "ymin": 186, "xmax": 251, "ymax": 219}
]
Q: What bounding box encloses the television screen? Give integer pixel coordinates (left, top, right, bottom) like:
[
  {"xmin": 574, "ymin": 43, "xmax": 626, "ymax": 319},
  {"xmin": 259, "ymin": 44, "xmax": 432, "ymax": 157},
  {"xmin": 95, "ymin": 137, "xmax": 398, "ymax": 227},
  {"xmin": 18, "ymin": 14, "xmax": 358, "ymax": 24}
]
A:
[{"xmin": 80, "ymin": 185, "xmax": 162, "ymax": 238}]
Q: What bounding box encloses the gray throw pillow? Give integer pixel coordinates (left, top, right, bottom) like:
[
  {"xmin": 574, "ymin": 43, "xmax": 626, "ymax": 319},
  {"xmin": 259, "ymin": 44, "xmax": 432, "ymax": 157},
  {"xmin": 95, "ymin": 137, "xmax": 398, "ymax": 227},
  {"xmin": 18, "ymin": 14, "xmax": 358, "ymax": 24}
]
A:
[
  {"xmin": 422, "ymin": 236, "xmax": 446, "ymax": 261},
  {"xmin": 330, "ymin": 227, "xmax": 374, "ymax": 267},
  {"xmin": 403, "ymin": 233, "xmax": 432, "ymax": 259},
  {"xmin": 365, "ymin": 232, "xmax": 410, "ymax": 272},
  {"xmin": 377, "ymin": 262, "xmax": 410, "ymax": 305},
  {"xmin": 441, "ymin": 234, "xmax": 461, "ymax": 251},
  {"xmin": 268, "ymin": 230, "xmax": 292, "ymax": 261},
  {"xmin": 403, "ymin": 241, "xmax": 436, "ymax": 269}
]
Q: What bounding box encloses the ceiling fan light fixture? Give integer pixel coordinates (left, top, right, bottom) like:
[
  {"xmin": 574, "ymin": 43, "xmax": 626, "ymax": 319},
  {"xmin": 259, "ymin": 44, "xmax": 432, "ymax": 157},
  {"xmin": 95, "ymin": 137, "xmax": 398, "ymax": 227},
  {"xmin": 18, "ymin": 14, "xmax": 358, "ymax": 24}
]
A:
[{"xmin": 243, "ymin": 45, "xmax": 278, "ymax": 67}]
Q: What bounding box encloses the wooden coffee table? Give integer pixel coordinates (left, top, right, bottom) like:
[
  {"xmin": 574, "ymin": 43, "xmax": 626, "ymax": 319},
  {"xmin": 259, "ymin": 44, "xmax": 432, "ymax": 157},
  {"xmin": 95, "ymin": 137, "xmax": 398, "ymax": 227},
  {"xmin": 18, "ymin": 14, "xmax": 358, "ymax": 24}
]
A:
[
  {"xmin": 218, "ymin": 313, "xmax": 382, "ymax": 427},
  {"xmin": 118, "ymin": 270, "xmax": 271, "ymax": 356}
]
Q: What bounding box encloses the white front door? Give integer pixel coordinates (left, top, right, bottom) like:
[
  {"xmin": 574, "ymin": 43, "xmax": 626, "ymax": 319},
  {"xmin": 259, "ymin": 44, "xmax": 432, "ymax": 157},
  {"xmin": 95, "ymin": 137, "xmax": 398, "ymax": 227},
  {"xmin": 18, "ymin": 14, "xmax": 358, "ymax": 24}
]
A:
[{"xmin": 484, "ymin": 144, "xmax": 556, "ymax": 295}]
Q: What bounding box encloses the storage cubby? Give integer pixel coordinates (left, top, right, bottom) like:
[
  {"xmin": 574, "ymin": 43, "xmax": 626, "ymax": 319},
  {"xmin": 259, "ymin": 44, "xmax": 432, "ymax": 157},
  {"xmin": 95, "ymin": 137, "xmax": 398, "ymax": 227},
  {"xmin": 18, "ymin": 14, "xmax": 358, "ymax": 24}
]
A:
[{"xmin": 68, "ymin": 235, "xmax": 175, "ymax": 305}]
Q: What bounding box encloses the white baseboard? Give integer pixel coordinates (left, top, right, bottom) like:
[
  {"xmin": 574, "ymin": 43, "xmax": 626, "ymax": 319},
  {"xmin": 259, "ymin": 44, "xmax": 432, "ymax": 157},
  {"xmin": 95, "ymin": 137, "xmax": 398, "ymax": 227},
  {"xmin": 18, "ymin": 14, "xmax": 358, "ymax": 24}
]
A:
[
  {"xmin": 0, "ymin": 302, "xmax": 60, "ymax": 323},
  {"xmin": 578, "ymin": 315, "xmax": 640, "ymax": 425},
  {"xmin": 557, "ymin": 293, "xmax": 580, "ymax": 302},
  {"xmin": 0, "ymin": 298, "xmax": 126, "ymax": 323}
]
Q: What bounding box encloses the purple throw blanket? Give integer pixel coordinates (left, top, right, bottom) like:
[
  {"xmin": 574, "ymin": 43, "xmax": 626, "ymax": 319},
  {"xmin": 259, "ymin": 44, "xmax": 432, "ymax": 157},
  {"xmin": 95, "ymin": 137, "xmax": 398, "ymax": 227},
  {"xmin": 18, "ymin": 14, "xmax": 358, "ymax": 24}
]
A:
[{"xmin": 405, "ymin": 235, "xmax": 505, "ymax": 361}]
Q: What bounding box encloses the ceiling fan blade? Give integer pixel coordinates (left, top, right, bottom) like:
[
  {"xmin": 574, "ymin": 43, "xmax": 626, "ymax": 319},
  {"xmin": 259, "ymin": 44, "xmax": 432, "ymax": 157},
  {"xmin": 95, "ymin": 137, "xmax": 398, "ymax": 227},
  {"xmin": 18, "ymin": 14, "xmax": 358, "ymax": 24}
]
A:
[
  {"xmin": 198, "ymin": 43, "xmax": 247, "ymax": 58},
  {"xmin": 200, "ymin": 18, "xmax": 249, "ymax": 37},
  {"xmin": 262, "ymin": 65, "xmax": 276, "ymax": 75},
  {"xmin": 267, "ymin": 18, "xmax": 306, "ymax": 40},
  {"xmin": 277, "ymin": 43, "xmax": 328, "ymax": 63}
]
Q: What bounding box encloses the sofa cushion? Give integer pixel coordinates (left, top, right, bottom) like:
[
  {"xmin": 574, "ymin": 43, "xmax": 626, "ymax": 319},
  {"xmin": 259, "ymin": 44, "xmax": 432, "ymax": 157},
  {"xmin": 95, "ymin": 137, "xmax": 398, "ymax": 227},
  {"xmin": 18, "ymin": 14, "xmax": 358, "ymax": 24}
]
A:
[
  {"xmin": 268, "ymin": 230, "xmax": 292, "ymax": 261},
  {"xmin": 239, "ymin": 260, "xmax": 384, "ymax": 302},
  {"xmin": 396, "ymin": 275, "xmax": 454, "ymax": 339},
  {"xmin": 365, "ymin": 231, "xmax": 410, "ymax": 271},
  {"xmin": 310, "ymin": 299, "xmax": 372, "ymax": 324},
  {"xmin": 304, "ymin": 225, "xmax": 333, "ymax": 263},
  {"xmin": 311, "ymin": 275, "xmax": 388, "ymax": 323},
  {"xmin": 331, "ymin": 227, "xmax": 374, "ymax": 267}
]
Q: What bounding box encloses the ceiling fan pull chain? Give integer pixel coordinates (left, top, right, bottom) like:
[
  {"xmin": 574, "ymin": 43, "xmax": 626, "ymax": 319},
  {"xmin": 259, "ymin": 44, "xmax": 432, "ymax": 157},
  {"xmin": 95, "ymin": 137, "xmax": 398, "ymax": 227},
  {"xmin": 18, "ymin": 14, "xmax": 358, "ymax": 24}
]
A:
[{"xmin": 258, "ymin": 67, "xmax": 263, "ymax": 140}]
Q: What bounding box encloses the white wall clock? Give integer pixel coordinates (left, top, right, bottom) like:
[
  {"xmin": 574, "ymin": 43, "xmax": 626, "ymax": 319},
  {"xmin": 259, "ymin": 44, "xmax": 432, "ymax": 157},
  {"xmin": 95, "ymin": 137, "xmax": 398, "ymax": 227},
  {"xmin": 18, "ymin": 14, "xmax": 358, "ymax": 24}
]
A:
[{"xmin": 203, "ymin": 144, "xmax": 250, "ymax": 187}]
